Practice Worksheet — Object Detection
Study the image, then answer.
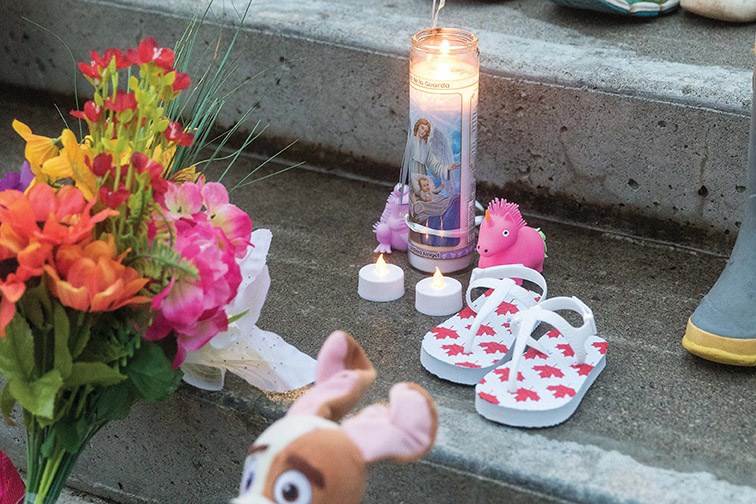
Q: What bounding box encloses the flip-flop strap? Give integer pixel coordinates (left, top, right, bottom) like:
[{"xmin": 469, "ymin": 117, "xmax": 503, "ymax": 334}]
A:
[
  {"xmin": 505, "ymin": 316, "xmax": 551, "ymax": 392},
  {"xmin": 505, "ymin": 297, "xmax": 596, "ymax": 392},
  {"xmin": 461, "ymin": 266, "xmax": 547, "ymax": 354},
  {"xmin": 468, "ymin": 264, "xmax": 548, "ymax": 302},
  {"xmin": 536, "ymin": 297, "xmax": 596, "ymax": 364}
]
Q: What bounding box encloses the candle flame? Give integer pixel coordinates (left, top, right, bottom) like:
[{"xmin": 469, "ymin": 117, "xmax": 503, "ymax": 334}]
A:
[
  {"xmin": 375, "ymin": 254, "xmax": 389, "ymax": 276},
  {"xmin": 432, "ymin": 267, "xmax": 445, "ymax": 289},
  {"xmin": 437, "ymin": 40, "xmax": 452, "ymax": 78}
]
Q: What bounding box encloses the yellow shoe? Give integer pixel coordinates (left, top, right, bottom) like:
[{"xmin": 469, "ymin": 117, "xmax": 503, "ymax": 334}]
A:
[{"xmin": 683, "ymin": 319, "xmax": 756, "ymax": 366}]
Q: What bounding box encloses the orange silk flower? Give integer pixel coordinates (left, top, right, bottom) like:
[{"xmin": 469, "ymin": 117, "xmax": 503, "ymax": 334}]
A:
[{"xmin": 44, "ymin": 236, "xmax": 151, "ymax": 312}]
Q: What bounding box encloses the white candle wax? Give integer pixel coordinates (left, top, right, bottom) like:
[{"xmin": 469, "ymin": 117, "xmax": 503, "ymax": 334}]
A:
[
  {"xmin": 358, "ymin": 254, "xmax": 405, "ymax": 302},
  {"xmin": 415, "ymin": 268, "xmax": 463, "ymax": 316}
]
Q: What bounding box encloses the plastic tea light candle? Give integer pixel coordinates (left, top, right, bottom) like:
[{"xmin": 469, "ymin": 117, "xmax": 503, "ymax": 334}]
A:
[
  {"xmin": 358, "ymin": 254, "xmax": 405, "ymax": 302},
  {"xmin": 403, "ymin": 27, "xmax": 479, "ymax": 274},
  {"xmin": 415, "ymin": 267, "xmax": 462, "ymax": 316}
]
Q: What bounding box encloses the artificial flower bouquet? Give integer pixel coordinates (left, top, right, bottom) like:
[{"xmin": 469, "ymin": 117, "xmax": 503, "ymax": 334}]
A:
[{"xmin": 0, "ymin": 37, "xmax": 313, "ymax": 504}]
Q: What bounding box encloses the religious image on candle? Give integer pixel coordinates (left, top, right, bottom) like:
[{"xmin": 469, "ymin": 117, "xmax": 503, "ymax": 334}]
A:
[
  {"xmin": 406, "ymin": 100, "xmax": 461, "ymax": 248},
  {"xmin": 404, "ymin": 28, "xmax": 478, "ymax": 274}
]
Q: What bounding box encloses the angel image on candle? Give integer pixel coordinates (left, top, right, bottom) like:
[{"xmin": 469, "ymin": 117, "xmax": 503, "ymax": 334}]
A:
[{"xmin": 404, "ymin": 116, "xmax": 461, "ymax": 245}]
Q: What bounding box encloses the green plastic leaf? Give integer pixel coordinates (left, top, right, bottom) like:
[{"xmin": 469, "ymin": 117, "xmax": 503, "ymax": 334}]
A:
[
  {"xmin": 57, "ymin": 416, "xmax": 89, "ymax": 454},
  {"xmin": 227, "ymin": 309, "xmax": 249, "ymax": 325},
  {"xmin": 70, "ymin": 323, "xmax": 91, "ymax": 360},
  {"xmin": 0, "ymin": 316, "xmax": 36, "ymax": 380},
  {"xmin": 1, "ymin": 382, "xmax": 16, "ymax": 424},
  {"xmin": 53, "ymin": 304, "xmax": 72, "ymax": 378},
  {"xmin": 127, "ymin": 343, "xmax": 180, "ymax": 402},
  {"xmin": 77, "ymin": 339, "xmax": 129, "ymax": 364},
  {"xmin": 155, "ymin": 118, "xmax": 170, "ymax": 133},
  {"xmin": 18, "ymin": 284, "xmax": 51, "ymax": 330},
  {"xmin": 40, "ymin": 429, "xmax": 56, "ymax": 457},
  {"xmin": 8, "ymin": 370, "xmax": 63, "ymax": 420},
  {"xmin": 64, "ymin": 363, "xmax": 125, "ymax": 389},
  {"xmin": 120, "ymin": 109, "xmax": 134, "ymax": 123},
  {"xmin": 94, "ymin": 382, "xmax": 134, "ymax": 423}
]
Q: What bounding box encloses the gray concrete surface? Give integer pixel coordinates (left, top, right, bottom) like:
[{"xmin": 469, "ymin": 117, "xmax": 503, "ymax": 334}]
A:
[
  {"xmin": 60, "ymin": 489, "xmax": 112, "ymax": 504},
  {"xmin": 0, "ymin": 0, "xmax": 754, "ymax": 246},
  {"xmin": 1, "ymin": 91, "xmax": 754, "ymax": 503}
]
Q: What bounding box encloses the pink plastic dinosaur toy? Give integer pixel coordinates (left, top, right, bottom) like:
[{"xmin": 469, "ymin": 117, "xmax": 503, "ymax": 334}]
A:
[
  {"xmin": 373, "ymin": 183, "xmax": 409, "ymax": 254},
  {"xmin": 476, "ymin": 198, "xmax": 546, "ymax": 271}
]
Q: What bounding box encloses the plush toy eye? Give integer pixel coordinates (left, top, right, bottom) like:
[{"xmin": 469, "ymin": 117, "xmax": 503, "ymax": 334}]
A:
[
  {"xmin": 502, "ymin": 229, "xmax": 510, "ymax": 237},
  {"xmin": 239, "ymin": 457, "xmax": 258, "ymax": 495},
  {"xmin": 273, "ymin": 470, "xmax": 313, "ymax": 504}
]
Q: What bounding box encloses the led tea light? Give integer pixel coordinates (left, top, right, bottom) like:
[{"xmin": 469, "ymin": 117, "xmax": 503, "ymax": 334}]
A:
[
  {"xmin": 358, "ymin": 254, "xmax": 405, "ymax": 302},
  {"xmin": 415, "ymin": 267, "xmax": 462, "ymax": 316}
]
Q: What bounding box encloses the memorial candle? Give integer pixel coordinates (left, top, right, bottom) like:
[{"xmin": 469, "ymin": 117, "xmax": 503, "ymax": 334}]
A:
[{"xmin": 404, "ymin": 28, "xmax": 479, "ymax": 274}]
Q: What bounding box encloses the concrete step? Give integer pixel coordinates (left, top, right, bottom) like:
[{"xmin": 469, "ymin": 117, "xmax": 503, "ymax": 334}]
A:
[
  {"xmin": 60, "ymin": 489, "xmax": 112, "ymax": 504},
  {"xmin": 1, "ymin": 0, "xmax": 755, "ymax": 252},
  {"xmin": 1, "ymin": 92, "xmax": 755, "ymax": 504}
]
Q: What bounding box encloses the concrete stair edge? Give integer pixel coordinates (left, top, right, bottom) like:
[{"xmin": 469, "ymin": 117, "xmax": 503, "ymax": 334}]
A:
[{"xmin": 428, "ymin": 405, "xmax": 756, "ymax": 504}]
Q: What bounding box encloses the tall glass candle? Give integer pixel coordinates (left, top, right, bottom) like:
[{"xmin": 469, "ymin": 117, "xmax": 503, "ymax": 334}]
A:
[{"xmin": 404, "ymin": 28, "xmax": 479, "ymax": 274}]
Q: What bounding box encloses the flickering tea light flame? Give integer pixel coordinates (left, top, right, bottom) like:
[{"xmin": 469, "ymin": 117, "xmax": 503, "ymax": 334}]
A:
[
  {"xmin": 432, "ymin": 267, "xmax": 445, "ymax": 289},
  {"xmin": 415, "ymin": 267, "xmax": 462, "ymax": 316},
  {"xmin": 358, "ymin": 254, "xmax": 405, "ymax": 302},
  {"xmin": 375, "ymin": 254, "xmax": 389, "ymax": 276}
]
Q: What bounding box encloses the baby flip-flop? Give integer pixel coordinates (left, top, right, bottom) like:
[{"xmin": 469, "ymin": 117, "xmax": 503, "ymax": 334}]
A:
[
  {"xmin": 420, "ymin": 265, "xmax": 547, "ymax": 385},
  {"xmin": 475, "ymin": 297, "xmax": 607, "ymax": 428}
]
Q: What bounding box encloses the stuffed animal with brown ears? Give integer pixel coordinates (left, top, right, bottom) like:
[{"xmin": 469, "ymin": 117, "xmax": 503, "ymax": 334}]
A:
[{"xmin": 233, "ymin": 330, "xmax": 438, "ymax": 504}]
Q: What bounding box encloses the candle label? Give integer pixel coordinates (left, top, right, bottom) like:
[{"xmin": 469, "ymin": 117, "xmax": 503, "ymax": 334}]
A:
[{"xmin": 405, "ymin": 70, "xmax": 477, "ymax": 262}]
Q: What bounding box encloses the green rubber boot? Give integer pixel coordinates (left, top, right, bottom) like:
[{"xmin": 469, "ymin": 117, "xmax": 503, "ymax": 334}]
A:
[{"xmin": 683, "ymin": 65, "xmax": 756, "ymax": 366}]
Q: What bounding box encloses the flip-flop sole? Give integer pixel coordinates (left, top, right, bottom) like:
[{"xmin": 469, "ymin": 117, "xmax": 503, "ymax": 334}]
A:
[
  {"xmin": 420, "ymin": 288, "xmax": 541, "ymax": 384},
  {"xmin": 421, "ymin": 345, "xmax": 513, "ymax": 385},
  {"xmin": 475, "ymin": 357, "xmax": 605, "ymax": 428}
]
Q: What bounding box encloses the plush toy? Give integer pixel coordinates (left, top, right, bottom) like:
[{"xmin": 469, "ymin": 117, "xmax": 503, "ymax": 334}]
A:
[
  {"xmin": 476, "ymin": 198, "xmax": 547, "ymax": 272},
  {"xmin": 234, "ymin": 331, "xmax": 437, "ymax": 504}
]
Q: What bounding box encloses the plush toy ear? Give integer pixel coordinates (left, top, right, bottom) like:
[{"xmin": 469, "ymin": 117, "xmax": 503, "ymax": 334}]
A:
[
  {"xmin": 287, "ymin": 330, "xmax": 376, "ymax": 421},
  {"xmin": 341, "ymin": 383, "xmax": 438, "ymax": 464}
]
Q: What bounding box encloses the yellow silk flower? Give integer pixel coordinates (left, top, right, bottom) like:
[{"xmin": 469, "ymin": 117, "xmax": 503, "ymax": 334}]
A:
[
  {"xmin": 40, "ymin": 130, "xmax": 98, "ymax": 200},
  {"xmin": 12, "ymin": 120, "xmax": 59, "ymax": 174}
]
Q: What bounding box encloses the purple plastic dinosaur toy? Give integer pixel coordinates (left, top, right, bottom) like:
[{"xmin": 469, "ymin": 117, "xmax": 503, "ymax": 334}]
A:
[
  {"xmin": 476, "ymin": 198, "xmax": 546, "ymax": 271},
  {"xmin": 373, "ymin": 183, "xmax": 409, "ymax": 254}
]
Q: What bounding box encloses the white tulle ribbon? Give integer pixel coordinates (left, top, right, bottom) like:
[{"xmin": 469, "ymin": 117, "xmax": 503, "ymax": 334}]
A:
[{"xmin": 181, "ymin": 229, "xmax": 316, "ymax": 392}]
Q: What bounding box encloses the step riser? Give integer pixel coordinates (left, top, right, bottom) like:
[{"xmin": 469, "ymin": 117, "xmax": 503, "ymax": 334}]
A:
[{"xmin": 0, "ymin": 0, "xmax": 750, "ymax": 244}]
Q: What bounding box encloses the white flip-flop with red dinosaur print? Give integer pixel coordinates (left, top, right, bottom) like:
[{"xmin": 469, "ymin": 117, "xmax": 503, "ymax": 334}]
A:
[
  {"xmin": 475, "ymin": 297, "xmax": 607, "ymax": 427},
  {"xmin": 420, "ymin": 265, "xmax": 548, "ymax": 385}
]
